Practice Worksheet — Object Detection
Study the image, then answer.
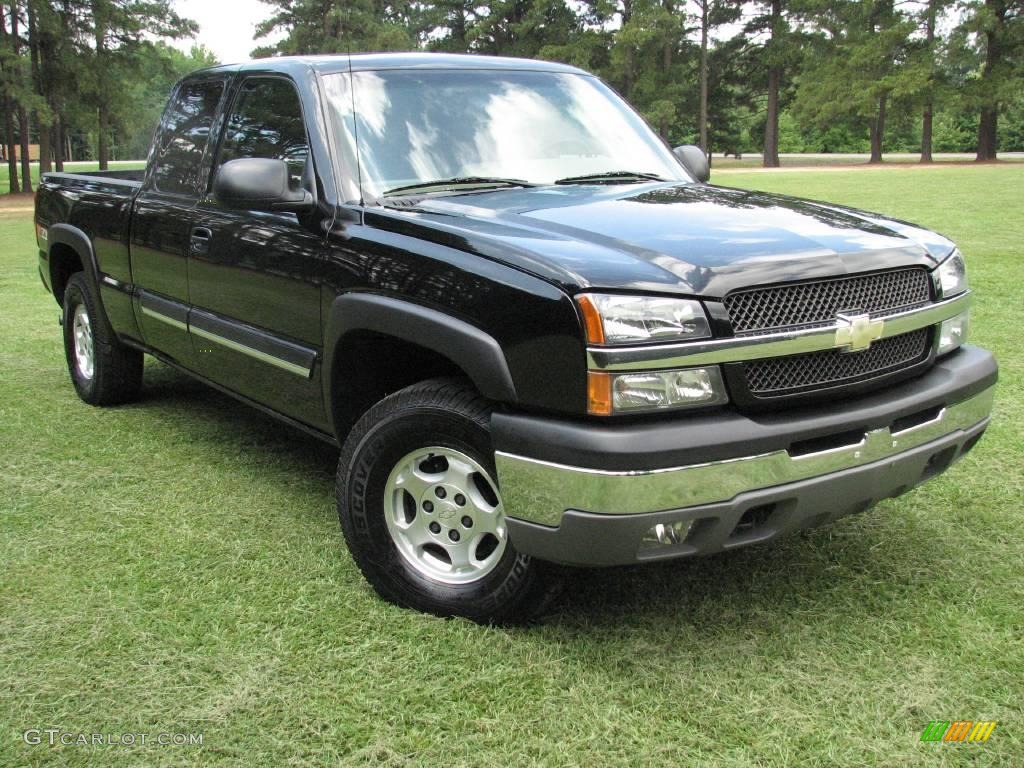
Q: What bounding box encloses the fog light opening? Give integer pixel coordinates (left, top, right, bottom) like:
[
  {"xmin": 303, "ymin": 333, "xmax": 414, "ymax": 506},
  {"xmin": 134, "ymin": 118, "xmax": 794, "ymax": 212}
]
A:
[
  {"xmin": 922, "ymin": 446, "xmax": 957, "ymax": 480},
  {"xmin": 937, "ymin": 310, "xmax": 969, "ymax": 355},
  {"xmin": 640, "ymin": 519, "xmax": 694, "ymax": 549},
  {"xmin": 730, "ymin": 504, "xmax": 776, "ymax": 539}
]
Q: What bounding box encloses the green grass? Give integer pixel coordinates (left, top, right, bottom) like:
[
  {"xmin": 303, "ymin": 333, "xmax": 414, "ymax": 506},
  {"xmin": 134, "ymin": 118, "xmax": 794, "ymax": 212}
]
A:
[
  {"xmin": 1, "ymin": 166, "xmax": 1022, "ymax": 766},
  {"xmin": 0, "ymin": 161, "xmax": 146, "ymax": 194}
]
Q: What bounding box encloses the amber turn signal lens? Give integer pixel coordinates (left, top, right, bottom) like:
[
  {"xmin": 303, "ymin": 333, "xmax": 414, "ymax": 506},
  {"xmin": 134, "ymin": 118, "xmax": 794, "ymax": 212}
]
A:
[
  {"xmin": 587, "ymin": 371, "xmax": 613, "ymax": 416},
  {"xmin": 577, "ymin": 294, "xmax": 606, "ymax": 344}
]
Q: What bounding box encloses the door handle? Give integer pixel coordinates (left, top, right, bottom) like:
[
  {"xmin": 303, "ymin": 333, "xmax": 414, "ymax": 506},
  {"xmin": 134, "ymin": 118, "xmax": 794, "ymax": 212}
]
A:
[{"xmin": 190, "ymin": 227, "xmax": 213, "ymax": 254}]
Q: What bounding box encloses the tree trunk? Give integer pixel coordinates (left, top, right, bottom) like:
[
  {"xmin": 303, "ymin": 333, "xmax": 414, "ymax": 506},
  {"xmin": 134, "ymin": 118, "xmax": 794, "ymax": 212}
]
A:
[
  {"xmin": 27, "ymin": 0, "xmax": 51, "ymax": 173},
  {"xmin": 976, "ymin": 107, "xmax": 998, "ymax": 161},
  {"xmin": 0, "ymin": 7, "xmax": 18, "ymax": 192},
  {"xmin": 699, "ymin": 0, "xmax": 709, "ymax": 154},
  {"xmin": 52, "ymin": 120, "xmax": 64, "ymax": 171},
  {"xmin": 2, "ymin": 99, "xmax": 18, "ymax": 193},
  {"xmin": 762, "ymin": 0, "xmax": 782, "ymax": 167},
  {"xmin": 764, "ymin": 67, "xmax": 780, "ymax": 167},
  {"xmin": 93, "ymin": 0, "xmax": 110, "ymax": 169},
  {"xmin": 618, "ymin": 0, "xmax": 635, "ymax": 97},
  {"xmin": 18, "ymin": 106, "xmax": 31, "ymax": 191},
  {"xmin": 9, "ymin": 3, "xmax": 32, "ymax": 191},
  {"xmin": 920, "ymin": 0, "xmax": 937, "ymax": 163},
  {"xmin": 98, "ymin": 106, "xmax": 110, "ymax": 169},
  {"xmin": 921, "ymin": 105, "xmax": 933, "ymax": 163},
  {"xmin": 975, "ymin": 0, "xmax": 1003, "ymax": 162},
  {"xmin": 869, "ymin": 93, "xmax": 887, "ymax": 163},
  {"xmin": 58, "ymin": 0, "xmax": 74, "ymax": 167}
]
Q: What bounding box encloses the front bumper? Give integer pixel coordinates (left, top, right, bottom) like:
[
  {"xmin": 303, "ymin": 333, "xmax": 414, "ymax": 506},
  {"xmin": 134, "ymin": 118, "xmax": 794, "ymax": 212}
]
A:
[{"xmin": 493, "ymin": 345, "xmax": 997, "ymax": 566}]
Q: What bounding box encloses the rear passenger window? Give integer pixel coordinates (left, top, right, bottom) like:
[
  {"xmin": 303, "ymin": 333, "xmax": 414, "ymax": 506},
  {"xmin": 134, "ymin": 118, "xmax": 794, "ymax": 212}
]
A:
[
  {"xmin": 216, "ymin": 78, "xmax": 310, "ymax": 191},
  {"xmin": 153, "ymin": 79, "xmax": 225, "ymax": 196}
]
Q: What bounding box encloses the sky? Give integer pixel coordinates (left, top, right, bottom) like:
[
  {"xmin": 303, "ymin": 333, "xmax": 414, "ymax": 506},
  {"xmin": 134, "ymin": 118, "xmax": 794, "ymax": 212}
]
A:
[{"xmin": 172, "ymin": 0, "xmax": 283, "ymax": 64}]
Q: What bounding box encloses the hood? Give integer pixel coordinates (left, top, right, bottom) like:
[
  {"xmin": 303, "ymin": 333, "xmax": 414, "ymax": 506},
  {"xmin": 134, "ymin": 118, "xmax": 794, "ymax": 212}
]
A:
[{"xmin": 366, "ymin": 183, "xmax": 955, "ymax": 297}]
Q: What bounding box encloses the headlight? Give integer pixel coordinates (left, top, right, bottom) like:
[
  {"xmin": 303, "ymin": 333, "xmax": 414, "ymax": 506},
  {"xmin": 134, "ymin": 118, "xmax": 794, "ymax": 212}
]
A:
[
  {"xmin": 936, "ymin": 249, "xmax": 968, "ymax": 297},
  {"xmin": 937, "ymin": 310, "xmax": 969, "ymax": 356},
  {"xmin": 588, "ymin": 367, "xmax": 728, "ymax": 415},
  {"xmin": 577, "ymin": 294, "xmax": 711, "ymax": 345}
]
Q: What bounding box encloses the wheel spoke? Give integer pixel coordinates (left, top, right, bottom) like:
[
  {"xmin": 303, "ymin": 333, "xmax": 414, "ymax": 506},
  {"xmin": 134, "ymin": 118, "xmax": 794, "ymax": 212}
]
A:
[
  {"xmin": 447, "ymin": 540, "xmax": 473, "ymax": 570},
  {"xmin": 443, "ymin": 455, "xmax": 477, "ymax": 493},
  {"xmin": 390, "ymin": 493, "xmax": 423, "ymax": 532},
  {"xmin": 468, "ymin": 489, "xmax": 502, "ymax": 528},
  {"xmin": 401, "ymin": 516, "xmax": 433, "ymax": 548},
  {"xmin": 72, "ymin": 304, "xmax": 95, "ymax": 379},
  {"xmin": 471, "ymin": 507, "xmax": 503, "ymax": 538},
  {"xmin": 392, "ymin": 464, "xmax": 434, "ymax": 501}
]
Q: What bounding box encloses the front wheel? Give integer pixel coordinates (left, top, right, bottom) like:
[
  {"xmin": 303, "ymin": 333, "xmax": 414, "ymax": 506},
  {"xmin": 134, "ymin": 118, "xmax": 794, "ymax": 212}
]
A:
[{"xmin": 336, "ymin": 379, "xmax": 546, "ymax": 623}]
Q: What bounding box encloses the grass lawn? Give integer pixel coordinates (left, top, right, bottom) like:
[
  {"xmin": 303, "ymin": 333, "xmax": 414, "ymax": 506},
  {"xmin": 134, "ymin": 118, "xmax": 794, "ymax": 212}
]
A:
[{"xmin": 1, "ymin": 166, "xmax": 1022, "ymax": 766}]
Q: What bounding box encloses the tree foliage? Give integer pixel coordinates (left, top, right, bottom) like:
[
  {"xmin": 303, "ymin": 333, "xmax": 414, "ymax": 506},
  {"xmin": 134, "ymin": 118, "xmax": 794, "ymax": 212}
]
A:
[
  {"xmin": 250, "ymin": 0, "xmax": 1024, "ymax": 163},
  {"xmin": 0, "ymin": 0, "xmax": 199, "ymax": 184},
  {"xmin": 1, "ymin": 0, "xmax": 1022, "ymax": 187}
]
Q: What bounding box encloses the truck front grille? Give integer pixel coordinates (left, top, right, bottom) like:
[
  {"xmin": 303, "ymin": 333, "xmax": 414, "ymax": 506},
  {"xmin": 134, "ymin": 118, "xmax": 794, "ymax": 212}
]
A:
[
  {"xmin": 744, "ymin": 329, "xmax": 931, "ymax": 396},
  {"xmin": 724, "ymin": 268, "xmax": 932, "ymax": 335},
  {"xmin": 723, "ymin": 268, "xmax": 935, "ymax": 402}
]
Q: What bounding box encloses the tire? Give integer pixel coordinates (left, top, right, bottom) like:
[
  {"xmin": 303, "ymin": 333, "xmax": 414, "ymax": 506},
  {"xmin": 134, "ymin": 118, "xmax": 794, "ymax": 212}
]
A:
[
  {"xmin": 62, "ymin": 272, "xmax": 143, "ymax": 406},
  {"xmin": 337, "ymin": 378, "xmax": 549, "ymax": 624}
]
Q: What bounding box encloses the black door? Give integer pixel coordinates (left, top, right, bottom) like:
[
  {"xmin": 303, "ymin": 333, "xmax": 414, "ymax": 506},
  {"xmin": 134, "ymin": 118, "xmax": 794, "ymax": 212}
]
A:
[
  {"xmin": 188, "ymin": 76, "xmax": 327, "ymax": 430},
  {"xmin": 131, "ymin": 77, "xmax": 226, "ymax": 368}
]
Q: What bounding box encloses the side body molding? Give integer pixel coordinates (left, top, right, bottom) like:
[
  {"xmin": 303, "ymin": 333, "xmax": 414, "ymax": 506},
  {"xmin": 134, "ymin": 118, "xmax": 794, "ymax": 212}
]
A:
[{"xmin": 323, "ymin": 293, "xmax": 518, "ymax": 427}]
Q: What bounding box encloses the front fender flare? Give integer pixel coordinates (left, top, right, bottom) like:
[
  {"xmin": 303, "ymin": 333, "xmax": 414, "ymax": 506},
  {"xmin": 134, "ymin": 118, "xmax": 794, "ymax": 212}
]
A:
[{"xmin": 323, "ymin": 293, "xmax": 518, "ymax": 430}]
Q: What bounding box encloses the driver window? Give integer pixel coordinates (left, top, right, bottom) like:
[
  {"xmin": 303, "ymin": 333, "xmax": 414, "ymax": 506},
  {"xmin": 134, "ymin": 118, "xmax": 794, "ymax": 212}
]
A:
[{"xmin": 216, "ymin": 78, "xmax": 310, "ymax": 191}]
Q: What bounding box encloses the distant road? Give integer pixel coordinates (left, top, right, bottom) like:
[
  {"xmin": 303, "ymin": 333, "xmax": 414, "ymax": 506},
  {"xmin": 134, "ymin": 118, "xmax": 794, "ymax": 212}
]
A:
[{"xmin": 714, "ymin": 152, "xmax": 1024, "ymax": 171}]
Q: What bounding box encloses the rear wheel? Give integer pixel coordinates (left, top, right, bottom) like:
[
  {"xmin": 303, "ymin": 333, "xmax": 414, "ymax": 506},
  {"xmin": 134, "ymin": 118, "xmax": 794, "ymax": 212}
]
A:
[
  {"xmin": 336, "ymin": 379, "xmax": 547, "ymax": 623},
  {"xmin": 62, "ymin": 273, "xmax": 143, "ymax": 405}
]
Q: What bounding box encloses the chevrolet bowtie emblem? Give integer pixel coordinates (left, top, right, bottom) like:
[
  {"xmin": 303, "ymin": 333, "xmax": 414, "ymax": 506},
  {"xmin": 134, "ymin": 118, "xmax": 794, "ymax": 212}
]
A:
[{"xmin": 834, "ymin": 312, "xmax": 884, "ymax": 352}]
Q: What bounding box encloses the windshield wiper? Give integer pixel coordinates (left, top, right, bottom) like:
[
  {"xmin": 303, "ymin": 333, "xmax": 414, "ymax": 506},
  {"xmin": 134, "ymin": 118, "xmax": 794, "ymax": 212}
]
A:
[
  {"xmin": 554, "ymin": 170, "xmax": 666, "ymax": 185},
  {"xmin": 382, "ymin": 176, "xmax": 535, "ymax": 197}
]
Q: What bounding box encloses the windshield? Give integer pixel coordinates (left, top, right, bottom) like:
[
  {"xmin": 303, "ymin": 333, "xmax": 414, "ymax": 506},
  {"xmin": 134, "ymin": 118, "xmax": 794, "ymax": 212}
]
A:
[{"xmin": 322, "ymin": 69, "xmax": 690, "ymax": 201}]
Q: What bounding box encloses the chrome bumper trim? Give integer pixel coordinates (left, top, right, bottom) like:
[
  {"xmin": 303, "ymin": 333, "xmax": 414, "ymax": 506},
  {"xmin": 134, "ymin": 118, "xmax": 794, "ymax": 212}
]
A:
[
  {"xmin": 586, "ymin": 291, "xmax": 971, "ymax": 372},
  {"xmin": 495, "ymin": 384, "xmax": 994, "ymax": 526}
]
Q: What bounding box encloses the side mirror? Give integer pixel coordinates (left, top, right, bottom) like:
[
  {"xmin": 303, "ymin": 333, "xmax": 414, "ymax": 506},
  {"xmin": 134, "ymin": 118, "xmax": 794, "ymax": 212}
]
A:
[
  {"xmin": 214, "ymin": 158, "xmax": 314, "ymax": 213},
  {"xmin": 673, "ymin": 145, "xmax": 710, "ymax": 183}
]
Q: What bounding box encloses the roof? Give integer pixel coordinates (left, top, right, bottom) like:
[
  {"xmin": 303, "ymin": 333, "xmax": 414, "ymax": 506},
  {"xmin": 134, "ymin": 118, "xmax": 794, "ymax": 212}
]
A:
[{"xmin": 193, "ymin": 52, "xmax": 589, "ymax": 78}]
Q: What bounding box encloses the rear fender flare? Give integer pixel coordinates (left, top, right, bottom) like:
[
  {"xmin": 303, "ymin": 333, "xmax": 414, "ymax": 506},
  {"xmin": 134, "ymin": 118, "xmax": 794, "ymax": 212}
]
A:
[{"xmin": 47, "ymin": 224, "xmax": 104, "ymax": 309}]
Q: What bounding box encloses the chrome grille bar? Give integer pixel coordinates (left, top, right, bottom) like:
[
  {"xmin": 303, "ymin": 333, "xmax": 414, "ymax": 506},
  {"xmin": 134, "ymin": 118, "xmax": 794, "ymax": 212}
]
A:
[{"xmin": 586, "ymin": 291, "xmax": 970, "ymax": 372}]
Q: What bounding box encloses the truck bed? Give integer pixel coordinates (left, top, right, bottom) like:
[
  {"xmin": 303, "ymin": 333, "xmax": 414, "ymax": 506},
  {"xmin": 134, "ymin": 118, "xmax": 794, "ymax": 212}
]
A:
[
  {"xmin": 35, "ymin": 170, "xmax": 144, "ymax": 303},
  {"xmin": 41, "ymin": 169, "xmax": 145, "ymax": 188}
]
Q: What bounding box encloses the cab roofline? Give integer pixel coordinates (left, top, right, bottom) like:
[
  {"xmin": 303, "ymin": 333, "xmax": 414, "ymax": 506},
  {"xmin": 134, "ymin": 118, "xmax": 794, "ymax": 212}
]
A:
[{"xmin": 188, "ymin": 52, "xmax": 588, "ymax": 78}]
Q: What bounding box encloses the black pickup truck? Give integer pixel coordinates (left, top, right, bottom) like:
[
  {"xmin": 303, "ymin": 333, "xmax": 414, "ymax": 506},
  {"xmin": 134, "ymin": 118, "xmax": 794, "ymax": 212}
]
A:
[{"xmin": 35, "ymin": 54, "xmax": 996, "ymax": 622}]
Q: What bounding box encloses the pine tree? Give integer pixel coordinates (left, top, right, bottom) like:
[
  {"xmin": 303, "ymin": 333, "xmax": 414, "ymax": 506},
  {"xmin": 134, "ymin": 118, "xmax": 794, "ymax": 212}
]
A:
[
  {"xmin": 961, "ymin": 0, "xmax": 1024, "ymax": 161},
  {"xmin": 793, "ymin": 1, "xmax": 919, "ymax": 163}
]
